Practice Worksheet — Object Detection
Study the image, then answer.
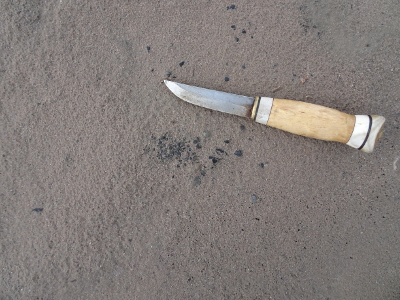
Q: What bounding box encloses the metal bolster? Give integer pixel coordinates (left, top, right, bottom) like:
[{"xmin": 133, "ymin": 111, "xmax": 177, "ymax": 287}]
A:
[{"xmin": 254, "ymin": 97, "xmax": 274, "ymax": 125}]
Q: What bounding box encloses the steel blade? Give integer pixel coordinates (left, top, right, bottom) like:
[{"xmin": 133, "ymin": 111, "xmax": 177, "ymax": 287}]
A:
[{"xmin": 164, "ymin": 80, "xmax": 255, "ymax": 118}]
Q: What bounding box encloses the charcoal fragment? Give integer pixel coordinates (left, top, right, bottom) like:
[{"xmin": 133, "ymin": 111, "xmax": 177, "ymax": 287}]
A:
[
  {"xmin": 209, "ymin": 156, "xmax": 221, "ymax": 164},
  {"xmin": 234, "ymin": 150, "xmax": 242, "ymax": 156},
  {"xmin": 216, "ymin": 148, "xmax": 227, "ymax": 155}
]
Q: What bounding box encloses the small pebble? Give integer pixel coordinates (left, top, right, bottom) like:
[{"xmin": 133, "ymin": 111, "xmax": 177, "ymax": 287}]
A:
[
  {"xmin": 251, "ymin": 195, "xmax": 258, "ymax": 203},
  {"xmin": 225, "ymin": 77, "xmax": 230, "ymax": 81},
  {"xmin": 193, "ymin": 176, "xmax": 201, "ymax": 186},
  {"xmin": 231, "ymin": 25, "xmax": 236, "ymax": 30},
  {"xmin": 179, "ymin": 61, "xmax": 185, "ymax": 67},
  {"xmin": 202, "ymin": 130, "xmax": 211, "ymax": 138}
]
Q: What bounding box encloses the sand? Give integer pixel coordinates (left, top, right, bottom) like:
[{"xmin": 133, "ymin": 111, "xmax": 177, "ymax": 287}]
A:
[{"xmin": 1, "ymin": 0, "xmax": 399, "ymax": 299}]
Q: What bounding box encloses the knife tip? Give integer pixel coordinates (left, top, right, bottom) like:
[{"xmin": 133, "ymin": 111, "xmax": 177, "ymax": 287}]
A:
[{"xmin": 164, "ymin": 79, "xmax": 175, "ymax": 88}]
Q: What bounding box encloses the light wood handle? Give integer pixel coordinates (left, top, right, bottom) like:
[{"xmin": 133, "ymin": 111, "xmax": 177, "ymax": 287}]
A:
[
  {"xmin": 253, "ymin": 97, "xmax": 385, "ymax": 152},
  {"xmin": 267, "ymin": 98, "xmax": 355, "ymax": 143}
]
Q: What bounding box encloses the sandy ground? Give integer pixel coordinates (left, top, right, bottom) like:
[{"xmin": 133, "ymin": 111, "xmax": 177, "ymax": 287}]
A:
[{"xmin": 1, "ymin": 0, "xmax": 399, "ymax": 299}]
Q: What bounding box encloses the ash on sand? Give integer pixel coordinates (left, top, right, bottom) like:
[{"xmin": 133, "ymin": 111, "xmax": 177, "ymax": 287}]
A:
[
  {"xmin": 146, "ymin": 133, "xmax": 201, "ymax": 165},
  {"xmin": 144, "ymin": 133, "xmax": 245, "ymax": 176}
]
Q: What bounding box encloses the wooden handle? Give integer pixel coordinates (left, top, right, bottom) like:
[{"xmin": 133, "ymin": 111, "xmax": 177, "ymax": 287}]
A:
[
  {"xmin": 253, "ymin": 97, "xmax": 385, "ymax": 152},
  {"xmin": 267, "ymin": 98, "xmax": 355, "ymax": 143}
]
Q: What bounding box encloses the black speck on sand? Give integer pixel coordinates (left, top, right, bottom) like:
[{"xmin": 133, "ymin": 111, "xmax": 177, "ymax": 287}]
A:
[
  {"xmin": 0, "ymin": 1, "xmax": 399, "ymax": 299},
  {"xmin": 234, "ymin": 150, "xmax": 243, "ymax": 156}
]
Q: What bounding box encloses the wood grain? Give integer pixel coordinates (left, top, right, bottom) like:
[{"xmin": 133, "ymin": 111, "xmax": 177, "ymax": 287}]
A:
[{"xmin": 266, "ymin": 99, "xmax": 356, "ymax": 143}]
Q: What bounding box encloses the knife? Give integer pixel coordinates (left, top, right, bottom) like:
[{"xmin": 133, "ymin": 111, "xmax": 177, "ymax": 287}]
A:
[{"xmin": 164, "ymin": 80, "xmax": 385, "ymax": 153}]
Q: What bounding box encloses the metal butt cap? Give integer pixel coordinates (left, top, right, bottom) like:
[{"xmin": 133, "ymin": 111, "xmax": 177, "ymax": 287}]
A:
[{"xmin": 346, "ymin": 115, "xmax": 386, "ymax": 153}]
